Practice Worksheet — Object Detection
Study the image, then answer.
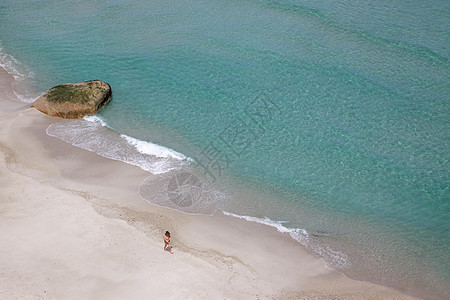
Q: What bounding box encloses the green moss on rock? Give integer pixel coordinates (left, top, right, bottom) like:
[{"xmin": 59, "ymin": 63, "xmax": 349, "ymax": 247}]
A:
[{"xmin": 32, "ymin": 80, "xmax": 112, "ymax": 119}]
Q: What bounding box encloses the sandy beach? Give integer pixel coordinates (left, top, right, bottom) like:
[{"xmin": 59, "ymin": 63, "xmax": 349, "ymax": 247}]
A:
[{"xmin": 0, "ymin": 67, "xmax": 418, "ymax": 299}]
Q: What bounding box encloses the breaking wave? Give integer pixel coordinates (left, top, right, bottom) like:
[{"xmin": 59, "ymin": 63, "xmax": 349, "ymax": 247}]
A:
[
  {"xmin": 222, "ymin": 211, "xmax": 351, "ymax": 269},
  {"xmin": 46, "ymin": 115, "xmax": 190, "ymax": 175}
]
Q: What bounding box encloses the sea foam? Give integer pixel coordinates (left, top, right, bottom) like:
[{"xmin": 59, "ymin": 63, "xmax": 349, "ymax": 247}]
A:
[
  {"xmin": 0, "ymin": 46, "xmax": 31, "ymax": 80},
  {"xmin": 0, "ymin": 45, "xmax": 39, "ymax": 103},
  {"xmin": 46, "ymin": 116, "xmax": 190, "ymax": 175},
  {"xmin": 222, "ymin": 211, "xmax": 351, "ymax": 269},
  {"xmin": 121, "ymin": 134, "xmax": 189, "ymax": 161},
  {"xmin": 83, "ymin": 115, "xmax": 108, "ymax": 127}
]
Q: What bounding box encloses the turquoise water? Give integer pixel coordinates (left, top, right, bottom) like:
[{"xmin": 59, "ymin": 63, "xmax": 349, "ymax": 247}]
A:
[{"xmin": 1, "ymin": 0, "xmax": 449, "ymax": 298}]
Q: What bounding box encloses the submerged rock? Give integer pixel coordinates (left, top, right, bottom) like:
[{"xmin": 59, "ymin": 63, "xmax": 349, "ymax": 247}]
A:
[{"xmin": 32, "ymin": 80, "xmax": 112, "ymax": 119}]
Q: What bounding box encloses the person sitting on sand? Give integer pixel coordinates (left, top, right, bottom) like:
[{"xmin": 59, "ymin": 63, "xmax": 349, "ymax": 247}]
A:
[{"xmin": 164, "ymin": 231, "xmax": 173, "ymax": 254}]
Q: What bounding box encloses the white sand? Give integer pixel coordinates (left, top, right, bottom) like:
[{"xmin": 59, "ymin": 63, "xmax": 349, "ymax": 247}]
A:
[{"xmin": 0, "ymin": 67, "xmax": 418, "ymax": 299}]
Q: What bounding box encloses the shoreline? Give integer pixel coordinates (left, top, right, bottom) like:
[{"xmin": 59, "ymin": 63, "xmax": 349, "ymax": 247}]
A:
[{"xmin": 0, "ymin": 67, "xmax": 419, "ymax": 299}]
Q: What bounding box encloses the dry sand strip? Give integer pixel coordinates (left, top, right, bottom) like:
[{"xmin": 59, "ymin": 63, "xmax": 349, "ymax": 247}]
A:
[{"xmin": 0, "ymin": 67, "xmax": 418, "ymax": 299}]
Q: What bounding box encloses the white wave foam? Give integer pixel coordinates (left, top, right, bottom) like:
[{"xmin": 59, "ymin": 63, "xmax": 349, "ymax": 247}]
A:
[
  {"xmin": 0, "ymin": 45, "xmax": 34, "ymax": 81},
  {"xmin": 83, "ymin": 115, "xmax": 190, "ymax": 162},
  {"xmin": 0, "ymin": 44, "xmax": 41, "ymax": 104},
  {"xmin": 83, "ymin": 115, "xmax": 108, "ymax": 127},
  {"xmin": 121, "ymin": 134, "xmax": 189, "ymax": 161},
  {"xmin": 46, "ymin": 116, "xmax": 191, "ymax": 175},
  {"xmin": 13, "ymin": 89, "xmax": 40, "ymax": 103},
  {"xmin": 222, "ymin": 211, "xmax": 351, "ymax": 269}
]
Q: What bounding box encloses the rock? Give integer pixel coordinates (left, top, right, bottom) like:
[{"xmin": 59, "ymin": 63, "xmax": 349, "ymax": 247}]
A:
[{"xmin": 32, "ymin": 80, "xmax": 112, "ymax": 119}]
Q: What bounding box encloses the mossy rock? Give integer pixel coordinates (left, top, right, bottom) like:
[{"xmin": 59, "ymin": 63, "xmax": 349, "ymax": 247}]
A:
[{"xmin": 32, "ymin": 80, "xmax": 112, "ymax": 119}]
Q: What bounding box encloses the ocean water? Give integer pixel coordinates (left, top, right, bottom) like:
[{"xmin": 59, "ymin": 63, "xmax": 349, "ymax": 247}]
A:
[{"xmin": 1, "ymin": 0, "xmax": 449, "ymax": 298}]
